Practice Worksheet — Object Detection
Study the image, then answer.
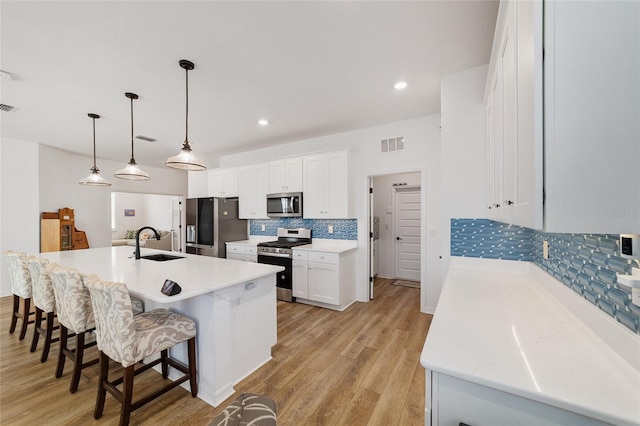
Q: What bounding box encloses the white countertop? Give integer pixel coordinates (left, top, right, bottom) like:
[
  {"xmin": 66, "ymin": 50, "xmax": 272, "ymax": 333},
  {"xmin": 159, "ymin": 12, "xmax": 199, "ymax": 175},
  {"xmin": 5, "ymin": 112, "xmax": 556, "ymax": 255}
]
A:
[
  {"xmin": 225, "ymin": 237, "xmax": 275, "ymax": 247},
  {"xmin": 40, "ymin": 246, "xmax": 283, "ymax": 303},
  {"xmin": 292, "ymin": 239, "xmax": 358, "ymax": 254},
  {"xmin": 421, "ymin": 258, "xmax": 640, "ymax": 425}
]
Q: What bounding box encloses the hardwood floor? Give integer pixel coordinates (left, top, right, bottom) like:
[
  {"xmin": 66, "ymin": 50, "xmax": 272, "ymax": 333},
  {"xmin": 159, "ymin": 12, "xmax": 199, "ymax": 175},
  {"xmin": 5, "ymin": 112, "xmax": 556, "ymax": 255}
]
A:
[{"xmin": 0, "ymin": 278, "xmax": 431, "ymax": 425}]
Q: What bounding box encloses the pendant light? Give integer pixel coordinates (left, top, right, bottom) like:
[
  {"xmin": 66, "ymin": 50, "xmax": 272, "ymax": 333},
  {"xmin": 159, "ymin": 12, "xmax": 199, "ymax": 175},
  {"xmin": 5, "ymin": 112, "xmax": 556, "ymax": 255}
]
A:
[
  {"xmin": 165, "ymin": 59, "xmax": 206, "ymax": 171},
  {"xmin": 79, "ymin": 113, "xmax": 111, "ymax": 186},
  {"xmin": 115, "ymin": 92, "xmax": 150, "ymax": 180}
]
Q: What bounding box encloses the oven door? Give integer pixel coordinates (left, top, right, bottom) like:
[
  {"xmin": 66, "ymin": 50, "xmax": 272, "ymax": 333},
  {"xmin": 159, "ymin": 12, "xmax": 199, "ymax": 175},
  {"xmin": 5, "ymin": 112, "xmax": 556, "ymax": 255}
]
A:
[{"xmin": 257, "ymin": 253, "xmax": 293, "ymax": 302}]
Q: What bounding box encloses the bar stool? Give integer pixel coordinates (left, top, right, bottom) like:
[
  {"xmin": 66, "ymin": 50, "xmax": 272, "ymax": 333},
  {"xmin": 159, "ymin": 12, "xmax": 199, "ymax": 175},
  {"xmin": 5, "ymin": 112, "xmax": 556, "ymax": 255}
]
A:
[
  {"xmin": 47, "ymin": 263, "xmax": 98, "ymax": 393},
  {"xmin": 4, "ymin": 251, "xmax": 34, "ymax": 340},
  {"xmin": 26, "ymin": 257, "xmax": 59, "ymax": 362},
  {"xmin": 83, "ymin": 275, "xmax": 197, "ymax": 426}
]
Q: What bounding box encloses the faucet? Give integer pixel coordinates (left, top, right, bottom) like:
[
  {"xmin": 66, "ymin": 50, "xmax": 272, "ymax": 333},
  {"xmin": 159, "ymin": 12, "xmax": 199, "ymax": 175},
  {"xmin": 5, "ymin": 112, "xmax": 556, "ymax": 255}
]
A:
[{"xmin": 135, "ymin": 226, "xmax": 161, "ymax": 259}]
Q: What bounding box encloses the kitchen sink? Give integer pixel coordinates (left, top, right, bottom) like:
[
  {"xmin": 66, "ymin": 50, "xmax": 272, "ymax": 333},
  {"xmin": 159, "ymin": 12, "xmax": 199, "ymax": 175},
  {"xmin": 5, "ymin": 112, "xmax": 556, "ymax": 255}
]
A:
[{"xmin": 140, "ymin": 254, "xmax": 185, "ymax": 262}]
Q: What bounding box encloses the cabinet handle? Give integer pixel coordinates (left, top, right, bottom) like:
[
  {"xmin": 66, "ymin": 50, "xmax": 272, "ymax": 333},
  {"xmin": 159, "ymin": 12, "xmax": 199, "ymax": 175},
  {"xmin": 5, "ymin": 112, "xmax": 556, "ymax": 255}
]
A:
[
  {"xmin": 488, "ymin": 205, "xmax": 492, "ymax": 210},
  {"xmin": 505, "ymin": 200, "xmax": 514, "ymax": 205},
  {"xmin": 494, "ymin": 203, "xmax": 501, "ymax": 208}
]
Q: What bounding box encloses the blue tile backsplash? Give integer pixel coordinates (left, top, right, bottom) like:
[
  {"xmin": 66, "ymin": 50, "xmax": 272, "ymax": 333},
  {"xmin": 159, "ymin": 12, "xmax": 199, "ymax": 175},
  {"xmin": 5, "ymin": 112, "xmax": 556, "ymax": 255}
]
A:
[
  {"xmin": 451, "ymin": 219, "xmax": 639, "ymax": 334},
  {"xmin": 250, "ymin": 218, "xmax": 357, "ymax": 240},
  {"xmin": 450, "ymin": 219, "xmax": 533, "ymax": 260}
]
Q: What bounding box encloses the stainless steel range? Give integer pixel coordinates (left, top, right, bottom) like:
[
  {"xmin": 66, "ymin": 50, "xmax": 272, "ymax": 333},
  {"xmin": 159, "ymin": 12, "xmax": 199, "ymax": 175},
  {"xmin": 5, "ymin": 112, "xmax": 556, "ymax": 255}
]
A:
[{"xmin": 257, "ymin": 228, "xmax": 312, "ymax": 302}]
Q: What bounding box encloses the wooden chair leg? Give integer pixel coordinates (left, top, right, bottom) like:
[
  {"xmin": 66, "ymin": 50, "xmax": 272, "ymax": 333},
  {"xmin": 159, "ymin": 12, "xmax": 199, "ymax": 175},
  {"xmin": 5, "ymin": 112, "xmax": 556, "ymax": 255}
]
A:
[
  {"xmin": 120, "ymin": 365, "xmax": 135, "ymax": 426},
  {"xmin": 55, "ymin": 325, "xmax": 68, "ymax": 378},
  {"xmin": 70, "ymin": 332, "xmax": 85, "ymax": 393},
  {"xmin": 188, "ymin": 337, "xmax": 198, "ymax": 397},
  {"xmin": 161, "ymin": 349, "xmax": 169, "ymax": 379},
  {"xmin": 41, "ymin": 313, "xmax": 55, "ymax": 363},
  {"xmin": 30, "ymin": 307, "xmax": 44, "ymax": 352},
  {"xmin": 19, "ymin": 297, "xmax": 31, "ymax": 340},
  {"xmin": 9, "ymin": 295, "xmax": 19, "ymax": 334},
  {"xmin": 94, "ymin": 351, "xmax": 109, "ymax": 420}
]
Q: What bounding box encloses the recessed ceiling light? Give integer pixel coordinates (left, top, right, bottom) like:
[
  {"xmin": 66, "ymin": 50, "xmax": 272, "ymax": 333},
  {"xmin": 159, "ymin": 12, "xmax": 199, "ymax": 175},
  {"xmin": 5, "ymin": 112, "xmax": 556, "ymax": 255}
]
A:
[
  {"xmin": 394, "ymin": 81, "xmax": 408, "ymax": 90},
  {"xmin": 258, "ymin": 119, "xmax": 269, "ymax": 126}
]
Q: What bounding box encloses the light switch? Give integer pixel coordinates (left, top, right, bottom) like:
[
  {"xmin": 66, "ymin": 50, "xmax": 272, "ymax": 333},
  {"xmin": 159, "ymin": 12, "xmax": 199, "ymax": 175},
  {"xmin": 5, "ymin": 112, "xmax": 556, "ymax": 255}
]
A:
[
  {"xmin": 328, "ymin": 225, "xmax": 334, "ymax": 234},
  {"xmin": 261, "ymin": 224, "xmax": 266, "ymax": 231},
  {"xmin": 543, "ymin": 241, "xmax": 549, "ymax": 259}
]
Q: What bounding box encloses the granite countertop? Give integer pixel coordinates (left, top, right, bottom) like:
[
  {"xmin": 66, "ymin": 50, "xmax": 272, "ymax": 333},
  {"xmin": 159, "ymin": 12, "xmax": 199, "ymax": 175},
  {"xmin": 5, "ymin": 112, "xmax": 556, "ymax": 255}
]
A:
[{"xmin": 421, "ymin": 257, "xmax": 640, "ymax": 425}]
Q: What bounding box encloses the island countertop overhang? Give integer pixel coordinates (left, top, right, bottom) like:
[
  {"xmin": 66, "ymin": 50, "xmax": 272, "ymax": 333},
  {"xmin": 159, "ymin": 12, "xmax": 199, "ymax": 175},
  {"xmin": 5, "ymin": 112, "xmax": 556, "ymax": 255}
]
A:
[{"xmin": 39, "ymin": 246, "xmax": 284, "ymax": 303}]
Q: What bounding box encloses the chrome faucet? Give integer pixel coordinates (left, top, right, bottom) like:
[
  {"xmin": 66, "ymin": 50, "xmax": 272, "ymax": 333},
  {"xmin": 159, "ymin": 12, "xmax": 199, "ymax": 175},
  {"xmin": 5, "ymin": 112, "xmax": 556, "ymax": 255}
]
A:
[{"xmin": 135, "ymin": 226, "xmax": 161, "ymax": 259}]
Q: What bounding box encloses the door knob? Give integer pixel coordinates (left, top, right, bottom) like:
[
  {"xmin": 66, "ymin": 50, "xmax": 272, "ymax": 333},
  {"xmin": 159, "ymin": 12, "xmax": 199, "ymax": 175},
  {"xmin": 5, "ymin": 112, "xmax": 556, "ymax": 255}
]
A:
[{"xmin": 396, "ymin": 237, "xmax": 402, "ymax": 240}]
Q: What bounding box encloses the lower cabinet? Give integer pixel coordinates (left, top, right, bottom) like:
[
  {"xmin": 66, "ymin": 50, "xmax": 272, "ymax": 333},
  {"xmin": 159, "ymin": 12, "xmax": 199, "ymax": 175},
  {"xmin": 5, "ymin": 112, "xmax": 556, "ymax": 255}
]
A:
[
  {"xmin": 292, "ymin": 249, "xmax": 355, "ymax": 310},
  {"xmin": 427, "ymin": 371, "xmax": 608, "ymax": 426},
  {"xmin": 225, "ymin": 244, "xmax": 257, "ymax": 263}
]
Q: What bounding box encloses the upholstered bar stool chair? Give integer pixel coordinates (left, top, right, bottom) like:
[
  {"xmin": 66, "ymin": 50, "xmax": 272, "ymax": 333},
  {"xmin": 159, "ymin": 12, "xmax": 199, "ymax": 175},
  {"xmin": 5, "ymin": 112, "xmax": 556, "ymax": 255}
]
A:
[
  {"xmin": 4, "ymin": 251, "xmax": 35, "ymax": 340},
  {"xmin": 48, "ymin": 263, "xmax": 99, "ymax": 393},
  {"xmin": 26, "ymin": 257, "xmax": 59, "ymax": 362},
  {"xmin": 83, "ymin": 275, "xmax": 197, "ymax": 426}
]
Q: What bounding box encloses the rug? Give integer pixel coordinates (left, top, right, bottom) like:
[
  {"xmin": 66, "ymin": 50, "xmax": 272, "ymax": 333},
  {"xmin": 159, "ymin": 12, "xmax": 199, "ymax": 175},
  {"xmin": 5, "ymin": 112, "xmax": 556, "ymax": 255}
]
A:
[{"xmin": 391, "ymin": 280, "xmax": 421, "ymax": 289}]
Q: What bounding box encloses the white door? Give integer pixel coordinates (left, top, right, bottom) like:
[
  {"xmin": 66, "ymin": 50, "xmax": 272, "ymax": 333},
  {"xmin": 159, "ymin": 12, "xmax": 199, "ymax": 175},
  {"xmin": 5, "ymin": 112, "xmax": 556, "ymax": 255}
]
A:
[
  {"xmin": 171, "ymin": 197, "xmax": 182, "ymax": 252},
  {"xmin": 394, "ymin": 188, "xmax": 421, "ymax": 281},
  {"xmin": 369, "ymin": 180, "xmax": 374, "ymax": 299}
]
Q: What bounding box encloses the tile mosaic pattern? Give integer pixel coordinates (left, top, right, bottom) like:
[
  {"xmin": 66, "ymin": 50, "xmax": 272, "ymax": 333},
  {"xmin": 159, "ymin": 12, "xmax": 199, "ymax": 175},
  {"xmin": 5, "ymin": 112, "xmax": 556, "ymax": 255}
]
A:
[
  {"xmin": 450, "ymin": 219, "xmax": 533, "ymax": 261},
  {"xmin": 531, "ymin": 231, "xmax": 638, "ymax": 334},
  {"xmin": 249, "ymin": 218, "xmax": 357, "ymax": 240},
  {"xmin": 450, "ymin": 219, "xmax": 640, "ymax": 334}
]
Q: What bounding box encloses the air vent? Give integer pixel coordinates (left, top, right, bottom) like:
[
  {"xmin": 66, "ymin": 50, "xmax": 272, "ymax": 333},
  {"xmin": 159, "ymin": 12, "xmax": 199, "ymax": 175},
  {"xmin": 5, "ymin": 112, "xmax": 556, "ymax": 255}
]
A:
[
  {"xmin": 135, "ymin": 135, "xmax": 156, "ymax": 142},
  {"xmin": 0, "ymin": 103, "xmax": 18, "ymax": 113},
  {"xmin": 381, "ymin": 136, "xmax": 404, "ymax": 153}
]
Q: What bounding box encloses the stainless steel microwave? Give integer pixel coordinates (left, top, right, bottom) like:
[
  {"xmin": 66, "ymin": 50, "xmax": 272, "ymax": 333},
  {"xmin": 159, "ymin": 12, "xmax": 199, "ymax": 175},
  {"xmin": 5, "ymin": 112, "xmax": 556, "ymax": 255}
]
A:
[{"xmin": 266, "ymin": 192, "xmax": 303, "ymax": 218}]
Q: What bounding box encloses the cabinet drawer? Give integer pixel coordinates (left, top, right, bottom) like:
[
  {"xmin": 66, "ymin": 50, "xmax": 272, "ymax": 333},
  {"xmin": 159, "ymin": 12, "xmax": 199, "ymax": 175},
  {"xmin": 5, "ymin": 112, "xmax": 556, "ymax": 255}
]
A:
[
  {"xmin": 246, "ymin": 246, "xmax": 257, "ymax": 256},
  {"xmin": 226, "ymin": 245, "xmax": 246, "ymax": 255},
  {"xmin": 292, "ymin": 250, "xmax": 308, "ymax": 261},
  {"xmin": 307, "ymin": 251, "xmax": 338, "ymax": 264}
]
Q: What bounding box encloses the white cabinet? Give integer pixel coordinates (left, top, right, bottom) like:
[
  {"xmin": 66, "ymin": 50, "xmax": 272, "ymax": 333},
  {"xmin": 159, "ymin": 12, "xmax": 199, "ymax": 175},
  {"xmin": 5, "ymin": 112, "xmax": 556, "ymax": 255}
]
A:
[
  {"xmin": 543, "ymin": 0, "xmax": 639, "ymax": 233},
  {"xmin": 427, "ymin": 371, "xmax": 606, "ymax": 426},
  {"xmin": 485, "ymin": 0, "xmax": 543, "ymax": 229},
  {"xmin": 225, "ymin": 243, "xmax": 257, "ymax": 263},
  {"xmin": 292, "ymin": 250, "xmax": 309, "ymax": 299},
  {"xmin": 208, "ymin": 167, "xmax": 239, "ymax": 198},
  {"xmin": 303, "ymin": 151, "xmax": 352, "ymax": 219},
  {"xmin": 238, "ymin": 163, "xmax": 269, "ymax": 219},
  {"xmin": 292, "ymin": 248, "xmax": 355, "ymax": 310},
  {"xmin": 269, "ymin": 158, "xmax": 303, "ymax": 193}
]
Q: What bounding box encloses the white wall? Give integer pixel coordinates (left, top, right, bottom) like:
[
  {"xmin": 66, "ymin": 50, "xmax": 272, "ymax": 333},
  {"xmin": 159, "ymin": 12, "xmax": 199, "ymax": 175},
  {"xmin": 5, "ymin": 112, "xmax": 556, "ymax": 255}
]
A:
[
  {"xmin": 0, "ymin": 138, "xmax": 41, "ymax": 296},
  {"xmin": 372, "ymin": 172, "xmax": 421, "ymax": 278},
  {"xmin": 219, "ymin": 115, "xmax": 442, "ymax": 313},
  {"xmin": 440, "ymin": 65, "xmax": 489, "ymax": 296},
  {"xmin": 0, "ymin": 140, "xmax": 188, "ymax": 296}
]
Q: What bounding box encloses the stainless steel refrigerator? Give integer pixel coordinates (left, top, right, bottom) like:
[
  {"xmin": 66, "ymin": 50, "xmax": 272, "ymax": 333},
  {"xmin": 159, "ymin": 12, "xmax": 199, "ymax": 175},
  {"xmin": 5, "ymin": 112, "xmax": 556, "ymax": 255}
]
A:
[{"xmin": 185, "ymin": 197, "xmax": 247, "ymax": 258}]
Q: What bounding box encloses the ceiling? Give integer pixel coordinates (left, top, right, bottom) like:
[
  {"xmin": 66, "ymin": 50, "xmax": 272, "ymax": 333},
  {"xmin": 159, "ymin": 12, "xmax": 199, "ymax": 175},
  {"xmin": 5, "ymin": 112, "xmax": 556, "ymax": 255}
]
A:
[{"xmin": 1, "ymin": 1, "xmax": 498, "ymax": 169}]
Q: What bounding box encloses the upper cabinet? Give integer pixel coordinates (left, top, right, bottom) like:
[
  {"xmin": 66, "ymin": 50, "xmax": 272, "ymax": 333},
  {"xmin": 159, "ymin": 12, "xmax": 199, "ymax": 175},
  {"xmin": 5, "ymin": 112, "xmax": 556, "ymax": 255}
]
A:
[
  {"xmin": 208, "ymin": 167, "xmax": 239, "ymax": 198},
  {"xmin": 485, "ymin": 0, "xmax": 543, "ymax": 229},
  {"xmin": 303, "ymin": 150, "xmax": 353, "ymax": 219},
  {"xmin": 238, "ymin": 163, "xmax": 269, "ymax": 219},
  {"xmin": 269, "ymin": 158, "xmax": 303, "ymax": 194},
  {"xmin": 543, "ymin": 1, "xmax": 639, "ymax": 233}
]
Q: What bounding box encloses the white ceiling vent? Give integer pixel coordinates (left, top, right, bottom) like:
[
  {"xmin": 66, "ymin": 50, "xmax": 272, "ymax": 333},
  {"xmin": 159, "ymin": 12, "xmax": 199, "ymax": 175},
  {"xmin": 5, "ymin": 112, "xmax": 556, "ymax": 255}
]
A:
[
  {"xmin": 381, "ymin": 137, "xmax": 404, "ymax": 153},
  {"xmin": 0, "ymin": 103, "xmax": 18, "ymax": 113}
]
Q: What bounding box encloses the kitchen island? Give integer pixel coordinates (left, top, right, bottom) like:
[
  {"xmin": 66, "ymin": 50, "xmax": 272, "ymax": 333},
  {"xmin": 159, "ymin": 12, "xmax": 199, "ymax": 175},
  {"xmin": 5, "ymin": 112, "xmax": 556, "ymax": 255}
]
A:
[{"xmin": 40, "ymin": 246, "xmax": 284, "ymax": 407}]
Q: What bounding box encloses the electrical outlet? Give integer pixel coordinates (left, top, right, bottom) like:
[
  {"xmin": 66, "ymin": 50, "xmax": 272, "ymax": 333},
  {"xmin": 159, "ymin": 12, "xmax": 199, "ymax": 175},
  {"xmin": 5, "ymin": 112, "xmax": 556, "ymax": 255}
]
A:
[
  {"xmin": 328, "ymin": 225, "xmax": 334, "ymax": 234},
  {"xmin": 543, "ymin": 240, "xmax": 549, "ymax": 260},
  {"xmin": 261, "ymin": 224, "xmax": 266, "ymax": 231}
]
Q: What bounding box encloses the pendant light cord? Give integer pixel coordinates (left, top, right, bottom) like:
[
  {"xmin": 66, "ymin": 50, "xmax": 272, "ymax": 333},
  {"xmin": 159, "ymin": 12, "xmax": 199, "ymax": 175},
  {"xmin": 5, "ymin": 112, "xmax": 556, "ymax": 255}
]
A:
[
  {"xmin": 92, "ymin": 117, "xmax": 97, "ymax": 168},
  {"xmin": 130, "ymin": 96, "xmax": 135, "ymax": 161},
  {"xmin": 185, "ymin": 66, "xmax": 189, "ymax": 145}
]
